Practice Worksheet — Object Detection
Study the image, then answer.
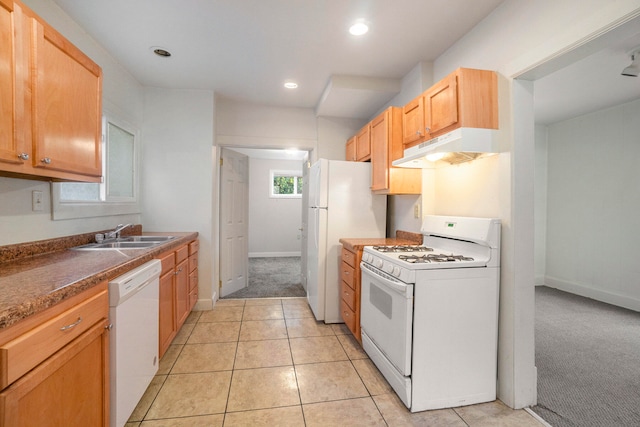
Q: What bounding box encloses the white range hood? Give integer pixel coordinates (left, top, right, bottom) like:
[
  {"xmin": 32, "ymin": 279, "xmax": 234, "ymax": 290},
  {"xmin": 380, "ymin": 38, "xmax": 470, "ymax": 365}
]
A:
[{"xmin": 392, "ymin": 127, "xmax": 500, "ymax": 168}]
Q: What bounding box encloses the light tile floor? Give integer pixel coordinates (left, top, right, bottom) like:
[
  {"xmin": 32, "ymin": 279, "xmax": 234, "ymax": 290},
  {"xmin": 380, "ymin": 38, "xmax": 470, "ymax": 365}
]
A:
[{"xmin": 126, "ymin": 298, "xmax": 546, "ymax": 426}]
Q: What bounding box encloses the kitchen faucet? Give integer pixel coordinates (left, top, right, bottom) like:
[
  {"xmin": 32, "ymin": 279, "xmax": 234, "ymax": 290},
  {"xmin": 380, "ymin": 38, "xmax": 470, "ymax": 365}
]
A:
[{"xmin": 106, "ymin": 223, "xmax": 132, "ymax": 240}]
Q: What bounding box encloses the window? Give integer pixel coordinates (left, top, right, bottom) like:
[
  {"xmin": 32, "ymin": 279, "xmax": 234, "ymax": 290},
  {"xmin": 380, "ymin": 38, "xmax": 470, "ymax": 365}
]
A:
[
  {"xmin": 52, "ymin": 113, "xmax": 140, "ymax": 219},
  {"xmin": 270, "ymin": 170, "xmax": 302, "ymax": 198}
]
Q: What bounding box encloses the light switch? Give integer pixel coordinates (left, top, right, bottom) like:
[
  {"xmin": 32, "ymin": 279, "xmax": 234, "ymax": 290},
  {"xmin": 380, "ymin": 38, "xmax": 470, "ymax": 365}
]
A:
[
  {"xmin": 32, "ymin": 191, "xmax": 44, "ymax": 211},
  {"xmin": 413, "ymin": 203, "xmax": 421, "ymax": 218}
]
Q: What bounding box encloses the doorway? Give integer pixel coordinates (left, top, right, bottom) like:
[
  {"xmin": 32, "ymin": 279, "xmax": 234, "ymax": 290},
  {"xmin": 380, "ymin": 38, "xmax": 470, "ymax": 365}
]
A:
[
  {"xmin": 522, "ymin": 14, "xmax": 640, "ymax": 426},
  {"xmin": 219, "ymin": 147, "xmax": 310, "ymax": 299}
]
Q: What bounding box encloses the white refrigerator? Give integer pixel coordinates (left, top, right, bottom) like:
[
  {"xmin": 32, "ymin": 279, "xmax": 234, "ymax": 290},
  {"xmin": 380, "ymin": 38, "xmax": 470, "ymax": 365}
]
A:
[{"xmin": 306, "ymin": 159, "xmax": 386, "ymax": 323}]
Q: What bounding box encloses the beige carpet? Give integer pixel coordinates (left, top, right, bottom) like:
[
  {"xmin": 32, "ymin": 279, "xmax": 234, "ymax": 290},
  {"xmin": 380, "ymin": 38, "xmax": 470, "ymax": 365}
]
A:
[
  {"xmin": 223, "ymin": 257, "xmax": 305, "ymax": 299},
  {"xmin": 532, "ymin": 286, "xmax": 640, "ymax": 426}
]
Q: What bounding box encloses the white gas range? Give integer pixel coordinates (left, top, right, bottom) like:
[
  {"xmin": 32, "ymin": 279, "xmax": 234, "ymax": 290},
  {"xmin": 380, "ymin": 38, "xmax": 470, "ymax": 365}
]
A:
[{"xmin": 360, "ymin": 215, "xmax": 501, "ymax": 412}]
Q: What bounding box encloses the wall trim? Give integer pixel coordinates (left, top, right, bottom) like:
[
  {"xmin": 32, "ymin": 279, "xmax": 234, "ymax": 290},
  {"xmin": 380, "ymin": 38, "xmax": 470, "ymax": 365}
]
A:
[
  {"xmin": 249, "ymin": 252, "xmax": 301, "ymax": 258},
  {"xmin": 545, "ymin": 276, "xmax": 640, "ymax": 312}
]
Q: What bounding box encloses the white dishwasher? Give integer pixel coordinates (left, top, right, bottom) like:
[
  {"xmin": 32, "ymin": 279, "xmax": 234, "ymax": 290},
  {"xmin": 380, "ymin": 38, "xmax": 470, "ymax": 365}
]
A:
[{"xmin": 109, "ymin": 259, "xmax": 161, "ymax": 427}]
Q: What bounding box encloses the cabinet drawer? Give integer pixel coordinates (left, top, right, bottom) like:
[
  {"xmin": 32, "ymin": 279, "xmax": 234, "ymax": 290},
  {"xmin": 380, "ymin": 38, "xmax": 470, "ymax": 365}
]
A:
[
  {"xmin": 176, "ymin": 244, "xmax": 189, "ymax": 264},
  {"xmin": 341, "ymin": 281, "xmax": 356, "ymax": 311},
  {"xmin": 158, "ymin": 251, "xmax": 175, "ymax": 275},
  {"xmin": 189, "ymin": 253, "xmax": 198, "ymax": 273},
  {"xmin": 341, "ymin": 248, "xmax": 356, "ymax": 268},
  {"xmin": 0, "ymin": 289, "xmax": 108, "ymax": 389},
  {"xmin": 340, "ymin": 299, "xmax": 356, "ymax": 334},
  {"xmin": 189, "ymin": 240, "xmax": 199, "ymax": 255},
  {"xmin": 341, "ymin": 261, "xmax": 355, "ymax": 288}
]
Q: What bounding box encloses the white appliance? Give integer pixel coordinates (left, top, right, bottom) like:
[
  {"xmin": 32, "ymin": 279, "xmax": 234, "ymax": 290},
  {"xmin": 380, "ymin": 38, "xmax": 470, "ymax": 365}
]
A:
[
  {"xmin": 306, "ymin": 158, "xmax": 386, "ymax": 323},
  {"xmin": 392, "ymin": 127, "xmax": 500, "ymax": 168},
  {"xmin": 109, "ymin": 260, "xmax": 161, "ymax": 427},
  {"xmin": 360, "ymin": 215, "xmax": 500, "ymax": 412}
]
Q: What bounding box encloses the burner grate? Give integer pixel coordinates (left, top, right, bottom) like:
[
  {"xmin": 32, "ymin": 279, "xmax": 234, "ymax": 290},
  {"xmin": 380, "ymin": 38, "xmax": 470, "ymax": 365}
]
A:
[
  {"xmin": 372, "ymin": 245, "xmax": 433, "ymax": 253},
  {"xmin": 398, "ymin": 253, "xmax": 475, "ymax": 263}
]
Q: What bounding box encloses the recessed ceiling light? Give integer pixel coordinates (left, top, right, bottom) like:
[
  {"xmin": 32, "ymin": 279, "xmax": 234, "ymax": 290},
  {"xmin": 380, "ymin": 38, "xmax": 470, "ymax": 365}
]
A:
[
  {"xmin": 349, "ymin": 21, "xmax": 369, "ymax": 36},
  {"xmin": 284, "ymin": 82, "xmax": 298, "ymax": 89},
  {"xmin": 151, "ymin": 46, "xmax": 172, "ymax": 57}
]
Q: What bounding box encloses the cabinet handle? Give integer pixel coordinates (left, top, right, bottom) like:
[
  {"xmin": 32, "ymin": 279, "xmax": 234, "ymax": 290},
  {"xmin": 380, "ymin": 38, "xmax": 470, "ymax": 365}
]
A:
[
  {"xmin": 18, "ymin": 153, "xmax": 29, "ymax": 160},
  {"xmin": 60, "ymin": 316, "xmax": 82, "ymax": 331},
  {"xmin": 174, "ymin": 267, "xmax": 183, "ymax": 275},
  {"xmin": 105, "ymin": 323, "xmax": 113, "ymax": 330},
  {"xmin": 41, "ymin": 157, "xmax": 52, "ymax": 164}
]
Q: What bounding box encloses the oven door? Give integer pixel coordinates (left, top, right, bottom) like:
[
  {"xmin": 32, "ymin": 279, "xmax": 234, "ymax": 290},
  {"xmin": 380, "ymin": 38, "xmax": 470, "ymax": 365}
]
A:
[{"xmin": 360, "ymin": 262, "xmax": 414, "ymax": 376}]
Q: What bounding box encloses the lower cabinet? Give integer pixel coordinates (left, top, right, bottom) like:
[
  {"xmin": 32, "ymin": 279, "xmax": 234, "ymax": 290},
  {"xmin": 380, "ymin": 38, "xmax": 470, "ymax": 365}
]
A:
[
  {"xmin": 188, "ymin": 240, "xmax": 199, "ymax": 311},
  {"xmin": 0, "ymin": 283, "xmax": 109, "ymax": 426},
  {"xmin": 340, "ymin": 246, "xmax": 362, "ymax": 342},
  {"xmin": 158, "ymin": 240, "xmax": 197, "ymax": 358}
]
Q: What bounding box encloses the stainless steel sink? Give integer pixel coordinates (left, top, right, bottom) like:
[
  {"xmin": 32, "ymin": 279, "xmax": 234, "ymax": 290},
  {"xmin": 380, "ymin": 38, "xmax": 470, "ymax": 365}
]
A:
[
  {"xmin": 119, "ymin": 236, "xmax": 176, "ymax": 242},
  {"xmin": 71, "ymin": 236, "xmax": 176, "ymax": 251}
]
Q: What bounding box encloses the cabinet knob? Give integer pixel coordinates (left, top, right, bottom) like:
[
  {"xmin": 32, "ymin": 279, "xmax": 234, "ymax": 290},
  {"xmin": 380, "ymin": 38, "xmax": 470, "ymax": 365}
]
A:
[
  {"xmin": 18, "ymin": 153, "xmax": 29, "ymax": 160},
  {"xmin": 425, "ymin": 127, "xmax": 431, "ymax": 133},
  {"xmin": 41, "ymin": 157, "xmax": 52, "ymax": 164},
  {"xmin": 415, "ymin": 131, "xmax": 422, "ymax": 136}
]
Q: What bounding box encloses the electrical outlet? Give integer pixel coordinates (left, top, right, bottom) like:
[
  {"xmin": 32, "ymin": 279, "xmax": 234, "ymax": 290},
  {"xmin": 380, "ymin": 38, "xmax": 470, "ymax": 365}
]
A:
[
  {"xmin": 32, "ymin": 190, "xmax": 44, "ymax": 211},
  {"xmin": 413, "ymin": 203, "xmax": 421, "ymax": 219}
]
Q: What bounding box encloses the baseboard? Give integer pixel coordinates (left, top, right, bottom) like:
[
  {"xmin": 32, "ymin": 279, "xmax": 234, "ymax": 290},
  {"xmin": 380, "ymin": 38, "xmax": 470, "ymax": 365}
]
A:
[
  {"xmin": 249, "ymin": 252, "xmax": 301, "ymax": 258},
  {"xmin": 194, "ymin": 292, "xmax": 215, "ymax": 311},
  {"xmin": 544, "ymin": 276, "xmax": 640, "ymax": 312}
]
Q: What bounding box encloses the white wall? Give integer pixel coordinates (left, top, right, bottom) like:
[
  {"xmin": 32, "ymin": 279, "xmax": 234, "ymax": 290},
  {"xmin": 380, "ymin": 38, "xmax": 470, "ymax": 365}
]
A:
[
  {"xmin": 0, "ymin": 0, "xmax": 144, "ymax": 246},
  {"xmin": 544, "ymin": 98, "xmax": 640, "ymax": 311},
  {"xmin": 534, "ymin": 125, "xmax": 548, "ymax": 285},
  {"xmin": 141, "ymin": 88, "xmax": 215, "ymax": 310},
  {"xmin": 247, "ymin": 158, "xmax": 302, "ymax": 257},
  {"xmin": 316, "ymin": 116, "xmax": 366, "ymax": 161}
]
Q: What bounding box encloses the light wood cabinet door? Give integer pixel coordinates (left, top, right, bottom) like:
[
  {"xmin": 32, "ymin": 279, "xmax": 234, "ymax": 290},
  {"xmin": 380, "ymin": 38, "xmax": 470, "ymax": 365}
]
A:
[
  {"xmin": 0, "ymin": 0, "xmax": 28, "ymax": 168},
  {"xmin": 424, "ymin": 72, "xmax": 458, "ymax": 137},
  {"xmin": 355, "ymin": 124, "xmax": 371, "ymax": 161},
  {"xmin": 345, "ymin": 136, "xmax": 356, "ymax": 161},
  {"xmin": 370, "ymin": 111, "xmax": 389, "ymax": 192},
  {"xmin": 175, "ymin": 258, "xmax": 190, "ymax": 328},
  {"xmin": 0, "ymin": 319, "xmax": 109, "ymax": 427},
  {"xmin": 31, "ymin": 16, "xmax": 102, "ymax": 180},
  {"xmin": 370, "ymin": 107, "xmax": 421, "ymax": 195},
  {"xmin": 402, "ymin": 94, "xmax": 425, "ymax": 146},
  {"xmin": 158, "ymin": 269, "xmax": 176, "ymax": 358}
]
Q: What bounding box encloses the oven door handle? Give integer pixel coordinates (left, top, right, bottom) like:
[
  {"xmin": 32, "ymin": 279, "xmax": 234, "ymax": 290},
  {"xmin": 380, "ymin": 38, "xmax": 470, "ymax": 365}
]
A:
[{"xmin": 361, "ymin": 262, "xmax": 412, "ymax": 297}]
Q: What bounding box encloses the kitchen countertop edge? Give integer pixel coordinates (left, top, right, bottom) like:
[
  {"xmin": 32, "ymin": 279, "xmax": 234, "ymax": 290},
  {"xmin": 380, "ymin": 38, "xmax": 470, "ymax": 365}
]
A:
[{"xmin": 0, "ymin": 231, "xmax": 198, "ymax": 331}]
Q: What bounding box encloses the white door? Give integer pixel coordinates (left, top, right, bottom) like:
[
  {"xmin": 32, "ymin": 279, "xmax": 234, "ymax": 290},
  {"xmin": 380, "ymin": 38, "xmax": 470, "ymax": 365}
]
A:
[{"xmin": 219, "ymin": 148, "xmax": 249, "ymax": 297}]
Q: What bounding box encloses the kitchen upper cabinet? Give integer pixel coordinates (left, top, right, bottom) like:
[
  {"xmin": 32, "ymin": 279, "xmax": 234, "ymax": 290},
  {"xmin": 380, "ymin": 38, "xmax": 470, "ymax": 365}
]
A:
[
  {"xmin": 0, "ymin": 0, "xmax": 27, "ymax": 168},
  {"xmin": 424, "ymin": 72, "xmax": 458, "ymax": 136},
  {"xmin": 355, "ymin": 124, "xmax": 371, "ymax": 161},
  {"xmin": 402, "ymin": 68, "xmax": 498, "ymax": 148},
  {"xmin": 0, "ymin": 0, "xmax": 103, "ymax": 182},
  {"xmin": 371, "ymin": 107, "xmax": 421, "ymax": 195},
  {"xmin": 402, "ymin": 95, "xmax": 425, "ymax": 146},
  {"xmin": 345, "ymin": 136, "xmax": 356, "ymax": 161}
]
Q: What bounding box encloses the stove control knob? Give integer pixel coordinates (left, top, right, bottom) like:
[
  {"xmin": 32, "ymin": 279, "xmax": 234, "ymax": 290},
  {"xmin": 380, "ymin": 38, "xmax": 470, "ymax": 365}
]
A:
[
  {"xmin": 392, "ymin": 266, "xmax": 401, "ymax": 277},
  {"xmin": 374, "ymin": 258, "xmax": 383, "ymax": 269},
  {"xmin": 384, "ymin": 263, "xmax": 394, "ymax": 274},
  {"xmin": 363, "ymin": 253, "xmax": 372, "ymax": 263}
]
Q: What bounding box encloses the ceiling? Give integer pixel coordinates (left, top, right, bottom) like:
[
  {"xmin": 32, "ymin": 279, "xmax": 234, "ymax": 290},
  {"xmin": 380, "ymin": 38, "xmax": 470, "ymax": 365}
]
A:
[
  {"xmin": 50, "ymin": 0, "xmax": 504, "ymax": 119},
  {"xmin": 49, "ymin": 0, "xmax": 640, "ymax": 129}
]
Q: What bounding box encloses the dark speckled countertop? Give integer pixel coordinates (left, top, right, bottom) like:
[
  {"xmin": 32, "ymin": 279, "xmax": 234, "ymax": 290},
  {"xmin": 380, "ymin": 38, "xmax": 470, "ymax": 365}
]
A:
[
  {"xmin": 0, "ymin": 229, "xmax": 198, "ymax": 331},
  {"xmin": 339, "ymin": 230, "xmax": 423, "ymax": 251}
]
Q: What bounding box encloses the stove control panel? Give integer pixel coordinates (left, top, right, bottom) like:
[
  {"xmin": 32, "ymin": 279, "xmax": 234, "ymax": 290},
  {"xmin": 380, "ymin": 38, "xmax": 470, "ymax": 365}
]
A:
[{"xmin": 362, "ymin": 249, "xmax": 415, "ymax": 283}]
